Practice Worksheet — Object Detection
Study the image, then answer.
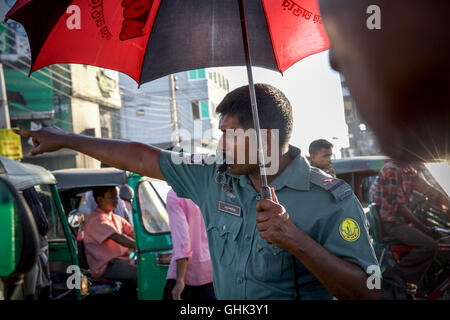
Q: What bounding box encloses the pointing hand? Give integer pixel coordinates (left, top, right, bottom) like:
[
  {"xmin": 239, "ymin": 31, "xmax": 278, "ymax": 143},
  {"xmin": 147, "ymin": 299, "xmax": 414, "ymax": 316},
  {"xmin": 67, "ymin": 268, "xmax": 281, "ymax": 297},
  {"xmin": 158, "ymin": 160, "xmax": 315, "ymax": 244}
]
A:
[{"xmin": 13, "ymin": 126, "xmax": 68, "ymax": 156}]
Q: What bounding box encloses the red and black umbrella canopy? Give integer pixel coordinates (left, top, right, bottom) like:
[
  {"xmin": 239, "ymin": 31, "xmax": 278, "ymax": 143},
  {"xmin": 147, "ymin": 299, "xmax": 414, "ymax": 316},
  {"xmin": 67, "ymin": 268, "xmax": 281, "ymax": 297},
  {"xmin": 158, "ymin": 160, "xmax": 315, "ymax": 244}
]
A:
[
  {"xmin": 6, "ymin": 0, "xmax": 329, "ymax": 199},
  {"xmin": 6, "ymin": 0, "xmax": 329, "ymax": 85}
]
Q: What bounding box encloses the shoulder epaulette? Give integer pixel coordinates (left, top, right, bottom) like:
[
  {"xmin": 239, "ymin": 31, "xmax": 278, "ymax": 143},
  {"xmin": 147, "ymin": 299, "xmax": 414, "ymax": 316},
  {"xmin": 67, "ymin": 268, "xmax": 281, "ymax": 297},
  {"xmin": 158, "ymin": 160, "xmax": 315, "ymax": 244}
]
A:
[{"xmin": 309, "ymin": 167, "xmax": 353, "ymax": 201}]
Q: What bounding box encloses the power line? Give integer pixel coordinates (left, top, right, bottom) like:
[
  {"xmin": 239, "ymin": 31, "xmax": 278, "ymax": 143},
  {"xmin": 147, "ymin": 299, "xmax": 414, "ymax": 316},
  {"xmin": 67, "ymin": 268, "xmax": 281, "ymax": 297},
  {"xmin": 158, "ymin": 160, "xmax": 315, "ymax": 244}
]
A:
[
  {"xmin": 2, "ymin": 60, "xmax": 173, "ymax": 128},
  {"xmin": 1, "ymin": 39, "xmax": 171, "ymax": 117}
]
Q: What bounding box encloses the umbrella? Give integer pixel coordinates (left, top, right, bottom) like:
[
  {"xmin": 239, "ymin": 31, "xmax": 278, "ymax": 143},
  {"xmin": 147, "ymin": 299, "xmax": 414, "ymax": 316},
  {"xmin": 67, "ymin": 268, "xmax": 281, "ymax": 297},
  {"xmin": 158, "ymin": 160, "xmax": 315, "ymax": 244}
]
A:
[{"xmin": 6, "ymin": 0, "xmax": 329, "ymax": 199}]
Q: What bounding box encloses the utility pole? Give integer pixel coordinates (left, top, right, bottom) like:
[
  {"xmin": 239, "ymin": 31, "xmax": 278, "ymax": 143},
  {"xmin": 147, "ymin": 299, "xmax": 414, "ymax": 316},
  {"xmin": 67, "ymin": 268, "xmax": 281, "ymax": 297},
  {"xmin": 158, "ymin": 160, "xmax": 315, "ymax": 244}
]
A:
[
  {"xmin": 0, "ymin": 63, "xmax": 10, "ymax": 129},
  {"xmin": 168, "ymin": 74, "xmax": 180, "ymax": 147}
]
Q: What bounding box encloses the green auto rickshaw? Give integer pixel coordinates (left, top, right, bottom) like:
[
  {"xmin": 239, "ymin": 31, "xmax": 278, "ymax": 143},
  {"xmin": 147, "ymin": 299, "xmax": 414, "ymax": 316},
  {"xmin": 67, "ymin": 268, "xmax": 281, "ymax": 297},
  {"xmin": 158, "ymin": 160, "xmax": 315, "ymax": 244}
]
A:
[
  {"xmin": 52, "ymin": 168, "xmax": 173, "ymax": 300},
  {"xmin": 0, "ymin": 156, "xmax": 79, "ymax": 300}
]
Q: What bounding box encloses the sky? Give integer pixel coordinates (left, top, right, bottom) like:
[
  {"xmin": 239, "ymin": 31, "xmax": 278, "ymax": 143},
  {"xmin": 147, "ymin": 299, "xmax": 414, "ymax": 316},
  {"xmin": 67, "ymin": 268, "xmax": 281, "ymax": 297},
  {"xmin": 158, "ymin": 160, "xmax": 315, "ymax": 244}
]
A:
[{"xmin": 221, "ymin": 50, "xmax": 349, "ymax": 158}]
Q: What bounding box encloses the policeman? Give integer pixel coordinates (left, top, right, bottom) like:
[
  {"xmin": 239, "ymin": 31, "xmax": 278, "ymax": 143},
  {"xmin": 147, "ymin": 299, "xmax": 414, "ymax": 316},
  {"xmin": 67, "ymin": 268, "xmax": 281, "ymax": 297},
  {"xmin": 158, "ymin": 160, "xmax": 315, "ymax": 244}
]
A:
[
  {"xmin": 308, "ymin": 139, "xmax": 336, "ymax": 177},
  {"xmin": 14, "ymin": 84, "xmax": 380, "ymax": 300}
]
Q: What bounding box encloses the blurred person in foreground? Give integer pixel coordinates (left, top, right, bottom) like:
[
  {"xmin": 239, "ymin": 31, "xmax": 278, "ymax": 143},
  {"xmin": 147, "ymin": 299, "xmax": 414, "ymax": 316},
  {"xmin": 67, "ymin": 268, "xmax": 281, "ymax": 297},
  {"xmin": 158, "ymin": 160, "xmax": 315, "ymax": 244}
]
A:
[{"xmin": 319, "ymin": 0, "xmax": 450, "ymax": 163}]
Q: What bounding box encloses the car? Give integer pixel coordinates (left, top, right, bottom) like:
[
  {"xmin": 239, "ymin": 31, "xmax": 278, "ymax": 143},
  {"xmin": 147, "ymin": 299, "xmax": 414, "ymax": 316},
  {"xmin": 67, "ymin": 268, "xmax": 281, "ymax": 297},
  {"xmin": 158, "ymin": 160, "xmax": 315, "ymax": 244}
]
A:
[{"xmin": 52, "ymin": 168, "xmax": 173, "ymax": 300}]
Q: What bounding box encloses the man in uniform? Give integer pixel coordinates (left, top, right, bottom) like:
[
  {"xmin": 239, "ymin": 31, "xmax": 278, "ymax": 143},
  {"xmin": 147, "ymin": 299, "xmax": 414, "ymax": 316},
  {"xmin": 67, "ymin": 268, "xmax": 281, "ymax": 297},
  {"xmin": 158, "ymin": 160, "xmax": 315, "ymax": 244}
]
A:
[
  {"xmin": 14, "ymin": 84, "xmax": 380, "ymax": 300},
  {"xmin": 308, "ymin": 139, "xmax": 336, "ymax": 177}
]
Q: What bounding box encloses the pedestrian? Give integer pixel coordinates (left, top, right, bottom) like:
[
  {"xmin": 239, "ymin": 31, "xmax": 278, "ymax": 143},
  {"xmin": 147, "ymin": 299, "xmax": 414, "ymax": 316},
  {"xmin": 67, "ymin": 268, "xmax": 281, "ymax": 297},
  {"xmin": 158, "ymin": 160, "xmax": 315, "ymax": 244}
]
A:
[
  {"xmin": 308, "ymin": 139, "xmax": 336, "ymax": 177},
  {"xmin": 14, "ymin": 83, "xmax": 380, "ymax": 300},
  {"xmin": 163, "ymin": 189, "xmax": 215, "ymax": 301}
]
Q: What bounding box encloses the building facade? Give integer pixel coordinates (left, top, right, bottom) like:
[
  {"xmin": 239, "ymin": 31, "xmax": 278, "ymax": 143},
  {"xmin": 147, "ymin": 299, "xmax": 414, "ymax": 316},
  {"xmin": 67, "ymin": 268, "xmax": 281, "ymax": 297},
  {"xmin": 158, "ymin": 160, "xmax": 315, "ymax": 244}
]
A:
[
  {"xmin": 341, "ymin": 76, "xmax": 382, "ymax": 157},
  {"xmin": 120, "ymin": 68, "xmax": 229, "ymax": 154}
]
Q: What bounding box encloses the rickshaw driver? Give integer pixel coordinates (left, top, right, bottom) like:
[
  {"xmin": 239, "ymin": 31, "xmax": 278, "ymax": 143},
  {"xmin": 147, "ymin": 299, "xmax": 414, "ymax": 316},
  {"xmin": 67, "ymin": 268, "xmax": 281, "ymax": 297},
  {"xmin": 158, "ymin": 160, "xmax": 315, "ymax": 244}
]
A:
[{"xmin": 14, "ymin": 84, "xmax": 380, "ymax": 300}]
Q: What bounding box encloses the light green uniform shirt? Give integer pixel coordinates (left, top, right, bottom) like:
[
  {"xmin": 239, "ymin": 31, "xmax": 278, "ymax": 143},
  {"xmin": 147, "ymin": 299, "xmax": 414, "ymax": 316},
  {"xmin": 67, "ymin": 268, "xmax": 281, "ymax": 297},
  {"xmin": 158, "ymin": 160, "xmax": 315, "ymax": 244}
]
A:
[{"xmin": 159, "ymin": 146, "xmax": 379, "ymax": 300}]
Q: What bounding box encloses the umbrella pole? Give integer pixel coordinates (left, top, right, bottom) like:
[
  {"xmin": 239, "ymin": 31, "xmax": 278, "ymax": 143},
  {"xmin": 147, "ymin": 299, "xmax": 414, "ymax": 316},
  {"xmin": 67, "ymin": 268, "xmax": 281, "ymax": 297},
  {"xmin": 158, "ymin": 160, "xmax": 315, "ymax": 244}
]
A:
[{"xmin": 238, "ymin": 0, "xmax": 271, "ymax": 200}]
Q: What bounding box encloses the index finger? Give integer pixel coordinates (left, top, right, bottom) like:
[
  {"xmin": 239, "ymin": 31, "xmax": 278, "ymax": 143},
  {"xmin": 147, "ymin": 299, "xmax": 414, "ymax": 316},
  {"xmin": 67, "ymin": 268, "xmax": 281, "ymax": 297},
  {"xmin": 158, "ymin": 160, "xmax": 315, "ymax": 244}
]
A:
[
  {"xmin": 13, "ymin": 128, "xmax": 32, "ymax": 138},
  {"xmin": 255, "ymin": 198, "xmax": 277, "ymax": 213}
]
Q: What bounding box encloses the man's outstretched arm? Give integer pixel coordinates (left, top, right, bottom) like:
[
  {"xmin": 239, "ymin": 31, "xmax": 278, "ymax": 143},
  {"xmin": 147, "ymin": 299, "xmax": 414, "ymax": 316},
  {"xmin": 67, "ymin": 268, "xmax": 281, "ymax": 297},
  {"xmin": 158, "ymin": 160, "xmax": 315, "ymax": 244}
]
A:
[{"xmin": 14, "ymin": 127, "xmax": 165, "ymax": 180}]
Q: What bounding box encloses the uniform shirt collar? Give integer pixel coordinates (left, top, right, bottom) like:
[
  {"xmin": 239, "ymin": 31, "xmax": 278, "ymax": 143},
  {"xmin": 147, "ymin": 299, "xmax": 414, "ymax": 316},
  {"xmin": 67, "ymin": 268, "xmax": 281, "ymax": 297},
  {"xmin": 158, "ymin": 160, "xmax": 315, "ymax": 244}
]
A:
[{"xmin": 270, "ymin": 145, "xmax": 311, "ymax": 191}]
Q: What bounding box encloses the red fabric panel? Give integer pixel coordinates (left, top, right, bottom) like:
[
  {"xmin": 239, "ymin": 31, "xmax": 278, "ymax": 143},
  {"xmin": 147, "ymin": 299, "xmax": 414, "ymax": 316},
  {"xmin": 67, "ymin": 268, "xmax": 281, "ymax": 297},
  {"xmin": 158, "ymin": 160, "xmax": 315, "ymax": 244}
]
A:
[
  {"xmin": 32, "ymin": 0, "xmax": 161, "ymax": 84},
  {"xmin": 262, "ymin": 0, "xmax": 330, "ymax": 72}
]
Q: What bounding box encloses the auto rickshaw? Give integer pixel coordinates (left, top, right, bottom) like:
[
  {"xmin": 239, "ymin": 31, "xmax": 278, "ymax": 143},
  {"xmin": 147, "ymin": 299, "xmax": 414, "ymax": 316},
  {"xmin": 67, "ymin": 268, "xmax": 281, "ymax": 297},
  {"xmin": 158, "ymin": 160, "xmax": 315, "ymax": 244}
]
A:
[
  {"xmin": 332, "ymin": 156, "xmax": 390, "ymax": 210},
  {"xmin": 52, "ymin": 168, "xmax": 172, "ymax": 300},
  {"xmin": 0, "ymin": 156, "xmax": 80, "ymax": 300}
]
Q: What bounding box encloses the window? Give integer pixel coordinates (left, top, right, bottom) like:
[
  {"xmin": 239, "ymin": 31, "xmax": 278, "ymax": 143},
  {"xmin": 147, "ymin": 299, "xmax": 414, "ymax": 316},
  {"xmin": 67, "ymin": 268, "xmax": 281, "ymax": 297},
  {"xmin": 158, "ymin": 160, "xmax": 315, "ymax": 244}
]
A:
[
  {"xmin": 192, "ymin": 100, "xmax": 210, "ymax": 119},
  {"xmin": 188, "ymin": 68, "xmax": 206, "ymax": 80},
  {"xmin": 35, "ymin": 184, "xmax": 66, "ymax": 241},
  {"xmin": 192, "ymin": 102, "xmax": 200, "ymax": 120},
  {"xmin": 82, "ymin": 128, "xmax": 96, "ymax": 137},
  {"xmin": 200, "ymin": 100, "xmax": 210, "ymax": 118},
  {"xmin": 138, "ymin": 181, "xmax": 170, "ymax": 234},
  {"xmin": 101, "ymin": 127, "xmax": 110, "ymax": 138}
]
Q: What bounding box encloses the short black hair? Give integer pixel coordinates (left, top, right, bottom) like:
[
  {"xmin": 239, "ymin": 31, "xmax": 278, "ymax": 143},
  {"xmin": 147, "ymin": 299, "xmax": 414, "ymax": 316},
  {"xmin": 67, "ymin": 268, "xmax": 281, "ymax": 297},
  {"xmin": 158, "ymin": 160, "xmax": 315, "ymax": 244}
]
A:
[
  {"xmin": 215, "ymin": 83, "xmax": 293, "ymax": 148},
  {"xmin": 92, "ymin": 186, "xmax": 116, "ymax": 205},
  {"xmin": 309, "ymin": 139, "xmax": 334, "ymax": 155}
]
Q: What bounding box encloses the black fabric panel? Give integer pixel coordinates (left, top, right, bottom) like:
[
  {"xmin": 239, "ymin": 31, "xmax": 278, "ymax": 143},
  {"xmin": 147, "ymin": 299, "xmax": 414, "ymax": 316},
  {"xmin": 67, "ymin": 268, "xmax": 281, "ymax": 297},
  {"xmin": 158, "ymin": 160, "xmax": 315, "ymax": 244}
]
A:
[
  {"xmin": 141, "ymin": 0, "xmax": 277, "ymax": 84},
  {"xmin": 6, "ymin": 0, "xmax": 74, "ymax": 68}
]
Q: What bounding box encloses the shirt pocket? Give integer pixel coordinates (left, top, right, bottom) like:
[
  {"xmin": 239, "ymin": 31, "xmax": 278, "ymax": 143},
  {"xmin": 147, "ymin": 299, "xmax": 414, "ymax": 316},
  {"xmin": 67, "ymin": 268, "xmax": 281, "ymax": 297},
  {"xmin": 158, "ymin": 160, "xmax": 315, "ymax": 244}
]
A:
[
  {"xmin": 254, "ymin": 235, "xmax": 290, "ymax": 282},
  {"xmin": 207, "ymin": 213, "xmax": 243, "ymax": 266}
]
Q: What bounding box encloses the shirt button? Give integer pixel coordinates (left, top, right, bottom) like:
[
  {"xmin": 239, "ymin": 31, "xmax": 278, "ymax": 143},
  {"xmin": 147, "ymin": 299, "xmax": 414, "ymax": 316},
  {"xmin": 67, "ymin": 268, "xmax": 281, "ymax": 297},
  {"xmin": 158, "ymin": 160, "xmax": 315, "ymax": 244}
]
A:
[
  {"xmin": 255, "ymin": 195, "xmax": 261, "ymax": 200},
  {"xmin": 245, "ymin": 235, "xmax": 251, "ymax": 241},
  {"xmin": 222, "ymin": 225, "xmax": 226, "ymax": 231},
  {"xmin": 237, "ymin": 277, "xmax": 243, "ymax": 284}
]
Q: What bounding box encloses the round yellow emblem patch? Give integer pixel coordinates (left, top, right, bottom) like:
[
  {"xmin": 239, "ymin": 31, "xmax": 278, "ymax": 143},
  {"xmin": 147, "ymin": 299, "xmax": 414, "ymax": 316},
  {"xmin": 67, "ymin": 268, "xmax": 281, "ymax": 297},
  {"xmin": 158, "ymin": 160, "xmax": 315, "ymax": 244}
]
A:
[{"xmin": 339, "ymin": 218, "xmax": 360, "ymax": 242}]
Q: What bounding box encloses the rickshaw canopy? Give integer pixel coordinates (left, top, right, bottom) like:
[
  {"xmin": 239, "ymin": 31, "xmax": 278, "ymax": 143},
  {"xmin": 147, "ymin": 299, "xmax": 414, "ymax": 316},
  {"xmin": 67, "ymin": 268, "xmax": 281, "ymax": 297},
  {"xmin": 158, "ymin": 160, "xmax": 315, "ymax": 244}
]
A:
[{"xmin": 0, "ymin": 156, "xmax": 56, "ymax": 190}]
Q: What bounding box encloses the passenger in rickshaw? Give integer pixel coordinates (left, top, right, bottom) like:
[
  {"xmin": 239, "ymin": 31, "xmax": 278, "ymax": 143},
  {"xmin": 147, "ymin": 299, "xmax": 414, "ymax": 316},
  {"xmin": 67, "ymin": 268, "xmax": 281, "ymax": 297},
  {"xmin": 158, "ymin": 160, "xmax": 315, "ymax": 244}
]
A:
[{"xmin": 83, "ymin": 186, "xmax": 137, "ymax": 284}]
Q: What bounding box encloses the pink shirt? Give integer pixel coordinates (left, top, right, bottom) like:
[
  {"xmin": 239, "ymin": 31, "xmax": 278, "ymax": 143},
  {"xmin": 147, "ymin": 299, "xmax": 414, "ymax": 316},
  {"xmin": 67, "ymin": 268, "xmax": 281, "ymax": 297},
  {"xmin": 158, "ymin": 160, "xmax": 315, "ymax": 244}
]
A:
[
  {"xmin": 166, "ymin": 189, "xmax": 213, "ymax": 286},
  {"xmin": 83, "ymin": 207, "xmax": 135, "ymax": 278}
]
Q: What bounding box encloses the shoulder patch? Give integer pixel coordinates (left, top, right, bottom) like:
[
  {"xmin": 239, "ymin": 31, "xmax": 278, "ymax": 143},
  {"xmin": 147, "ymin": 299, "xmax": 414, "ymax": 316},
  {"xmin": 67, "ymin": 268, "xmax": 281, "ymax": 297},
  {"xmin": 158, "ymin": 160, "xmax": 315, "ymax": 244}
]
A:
[
  {"xmin": 309, "ymin": 168, "xmax": 353, "ymax": 201},
  {"xmin": 339, "ymin": 218, "xmax": 361, "ymax": 242}
]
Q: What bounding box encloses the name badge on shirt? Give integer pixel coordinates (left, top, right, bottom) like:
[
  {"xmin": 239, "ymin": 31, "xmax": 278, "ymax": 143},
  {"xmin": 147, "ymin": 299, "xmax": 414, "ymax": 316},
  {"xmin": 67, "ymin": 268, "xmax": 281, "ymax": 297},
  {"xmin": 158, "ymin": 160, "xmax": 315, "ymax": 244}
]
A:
[{"xmin": 218, "ymin": 201, "xmax": 242, "ymax": 217}]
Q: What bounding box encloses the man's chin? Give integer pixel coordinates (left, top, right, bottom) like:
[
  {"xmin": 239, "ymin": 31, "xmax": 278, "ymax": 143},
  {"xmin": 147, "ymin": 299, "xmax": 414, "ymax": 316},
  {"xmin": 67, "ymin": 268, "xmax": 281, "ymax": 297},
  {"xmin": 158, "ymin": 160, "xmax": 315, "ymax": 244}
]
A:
[{"xmin": 227, "ymin": 164, "xmax": 249, "ymax": 176}]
